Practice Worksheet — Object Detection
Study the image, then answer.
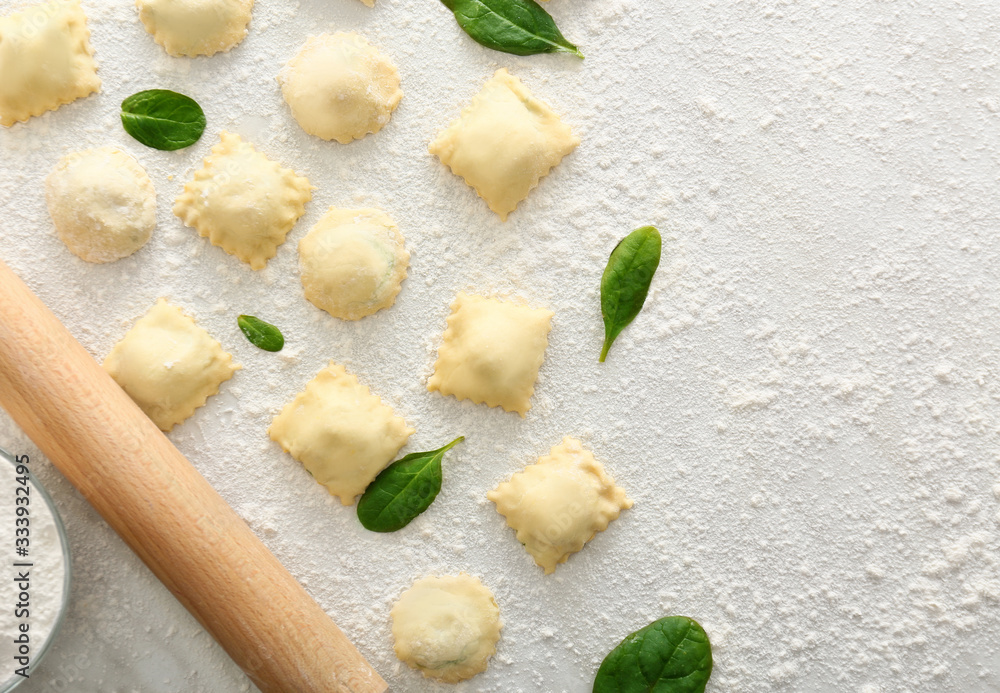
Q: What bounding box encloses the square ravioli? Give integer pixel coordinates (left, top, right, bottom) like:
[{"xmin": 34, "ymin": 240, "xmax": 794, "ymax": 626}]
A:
[
  {"xmin": 103, "ymin": 299, "xmax": 240, "ymax": 432},
  {"xmin": 173, "ymin": 132, "xmax": 313, "ymax": 270},
  {"xmin": 429, "ymin": 69, "xmax": 579, "ymax": 221},
  {"xmin": 487, "ymin": 437, "xmax": 632, "ymax": 574},
  {"xmin": 428, "ymin": 293, "xmax": 553, "ymax": 417},
  {"xmin": 269, "ymin": 362, "xmax": 414, "ymax": 505},
  {"xmin": 0, "ymin": 0, "xmax": 101, "ymax": 127}
]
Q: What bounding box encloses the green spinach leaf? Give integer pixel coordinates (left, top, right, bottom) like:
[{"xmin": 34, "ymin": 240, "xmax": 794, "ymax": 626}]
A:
[
  {"xmin": 237, "ymin": 315, "xmax": 284, "ymax": 352},
  {"xmin": 121, "ymin": 89, "xmax": 206, "ymax": 151},
  {"xmin": 593, "ymin": 616, "xmax": 713, "ymax": 693},
  {"xmin": 441, "ymin": 0, "xmax": 583, "ymax": 58},
  {"xmin": 600, "ymin": 226, "xmax": 661, "ymax": 362},
  {"xmin": 357, "ymin": 437, "xmax": 464, "ymax": 532}
]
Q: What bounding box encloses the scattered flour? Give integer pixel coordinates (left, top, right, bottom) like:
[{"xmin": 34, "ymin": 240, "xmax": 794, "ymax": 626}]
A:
[{"xmin": 0, "ymin": 0, "xmax": 999, "ymax": 691}]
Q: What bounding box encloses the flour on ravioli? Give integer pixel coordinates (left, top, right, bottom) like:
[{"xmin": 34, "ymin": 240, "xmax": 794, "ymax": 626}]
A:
[
  {"xmin": 173, "ymin": 132, "xmax": 313, "ymax": 270},
  {"xmin": 299, "ymin": 206, "xmax": 409, "ymax": 320},
  {"xmin": 104, "ymin": 300, "xmax": 240, "ymax": 432},
  {"xmin": 391, "ymin": 574, "xmax": 502, "ymax": 683},
  {"xmin": 428, "ymin": 293, "xmax": 553, "ymax": 416},
  {"xmin": 269, "ymin": 362, "xmax": 413, "ymax": 504},
  {"xmin": 429, "ymin": 69, "xmax": 578, "ymax": 220},
  {"xmin": 0, "ymin": 0, "xmax": 100, "ymax": 126},
  {"xmin": 46, "ymin": 147, "xmax": 156, "ymax": 263},
  {"xmin": 279, "ymin": 32, "xmax": 402, "ymax": 144},
  {"xmin": 488, "ymin": 437, "xmax": 632, "ymax": 574},
  {"xmin": 136, "ymin": 0, "xmax": 253, "ymax": 58}
]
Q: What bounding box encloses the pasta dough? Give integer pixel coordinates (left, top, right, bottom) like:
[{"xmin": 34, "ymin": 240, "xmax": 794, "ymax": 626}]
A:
[
  {"xmin": 487, "ymin": 437, "xmax": 632, "ymax": 574},
  {"xmin": 298, "ymin": 207, "xmax": 409, "ymax": 320},
  {"xmin": 136, "ymin": 0, "xmax": 254, "ymax": 58},
  {"xmin": 269, "ymin": 362, "xmax": 413, "ymax": 505},
  {"xmin": 104, "ymin": 300, "xmax": 240, "ymax": 432},
  {"xmin": 391, "ymin": 574, "xmax": 501, "ymax": 683},
  {"xmin": 278, "ymin": 32, "xmax": 402, "ymax": 144},
  {"xmin": 0, "ymin": 0, "xmax": 100, "ymax": 127},
  {"xmin": 45, "ymin": 147, "xmax": 156, "ymax": 263},
  {"xmin": 429, "ymin": 69, "xmax": 578, "ymax": 220},
  {"xmin": 173, "ymin": 132, "xmax": 313, "ymax": 270},
  {"xmin": 427, "ymin": 293, "xmax": 553, "ymax": 416}
]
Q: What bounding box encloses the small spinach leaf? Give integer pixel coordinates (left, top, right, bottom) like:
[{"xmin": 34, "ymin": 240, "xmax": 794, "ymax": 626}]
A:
[
  {"xmin": 121, "ymin": 89, "xmax": 206, "ymax": 151},
  {"xmin": 237, "ymin": 315, "xmax": 284, "ymax": 352},
  {"xmin": 357, "ymin": 437, "xmax": 464, "ymax": 532},
  {"xmin": 441, "ymin": 0, "xmax": 583, "ymax": 58},
  {"xmin": 593, "ymin": 616, "xmax": 713, "ymax": 693},
  {"xmin": 600, "ymin": 225, "xmax": 661, "ymax": 362}
]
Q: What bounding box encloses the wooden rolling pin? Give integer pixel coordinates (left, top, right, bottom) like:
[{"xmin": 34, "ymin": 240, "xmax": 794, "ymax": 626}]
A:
[{"xmin": 0, "ymin": 259, "xmax": 387, "ymax": 693}]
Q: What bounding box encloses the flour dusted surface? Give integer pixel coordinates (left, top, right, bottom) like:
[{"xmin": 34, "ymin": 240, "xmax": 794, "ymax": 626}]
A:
[{"xmin": 0, "ymin": 0, "xmax": 999, "ymax": 691}]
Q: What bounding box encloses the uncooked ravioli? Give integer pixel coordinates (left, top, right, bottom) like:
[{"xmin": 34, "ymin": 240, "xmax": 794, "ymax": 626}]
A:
[
  {"xmin": 136, "ymin": 0, "xmax": 254, "ymax": 58},
  {"xmin": 427, "ymin": 293, "xmax": 554, "ymax": 416},
  {"xmin": 298, "ymin": 207, "xmax": 409, "ymax": 320},
  {"xmin": 429, "ymin": 69, "xmax": 578, "ymax": 220},
  {"xmin": 487, "ymin": 437, "xmax": 632, "ymax": 574},
  {"xmin": 0, "ymin": 0, "xmax": 100, "ymax": 126},
  {"xmin": 173, "ymin": 132, "xmax": 313, "ymax": 270},
  {"xmin": 268, "ymin": 362, "xmax": 414, "ymax": 505},
  {"xmin": 45, "ymin": 147, "xmax": 156, "ymax": 263},
  {"xmin": 278, "ymin": 32, "xmax": 402, "ymax": 144},
  {"xmin": 391, "ymin": 574, "xmax": 502, "ymax": 683},
  {"xmin": 103, "ymin": 299, "xmax": 240, "ymax": 432}
]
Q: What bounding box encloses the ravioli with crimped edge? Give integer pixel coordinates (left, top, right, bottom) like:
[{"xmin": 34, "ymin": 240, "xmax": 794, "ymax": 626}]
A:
[
  {"xmin": 429, "ymin": 69, "xmax": 578, "ymax": 220},
  {"xmin": 488, "ymin": 437, "xmax": 633, "ymax": 574},
  {"xmin": 0, "ymin": 0, "xmax": 100, "ymax": 127},
  {"xmin": 46, "ymin": 147, "xmax": 156, "ymax": 263},
  {"xmin": 428, "ymin": 293, "xmax": 553, "ymax": 417},
  {"xmin": 104, "ymin": 300, "xmax": 240, "ymax": 432},
  {"xmin": 391, "ymin": 573, "xmax": 502, "ymax": 683},
  {"xmin": 298, "ymin": 206, "xmax": 409, "ymax": 320},
  {"xmin": 269, "ymin": 362, "xmax": 414, "ymax": 505},
  {"xmin": 173, "ymin": 132, "xmax": 313, "ymax": 270},
  {"xmin": 136, "ymin": 0, "xmax": 253, "ymax": 58},
  {"xmin": 279, "ymin": 32, "xmax": 402, "ymax": 144}
]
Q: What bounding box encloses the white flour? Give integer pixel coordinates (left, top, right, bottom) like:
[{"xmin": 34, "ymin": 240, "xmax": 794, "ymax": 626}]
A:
[
  {"xmin": 1, "ymin": 0, "xmax": 999, "ymax": 691},
  {"xmin": 0, "ymin": 454, "xmax": 67, "ymax": 688}
]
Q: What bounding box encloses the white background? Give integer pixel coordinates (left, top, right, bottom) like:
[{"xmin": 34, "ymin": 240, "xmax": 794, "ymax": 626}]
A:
[{"xmin": 1, "ymin": 0, "xmax": 999, "ymax": 691}]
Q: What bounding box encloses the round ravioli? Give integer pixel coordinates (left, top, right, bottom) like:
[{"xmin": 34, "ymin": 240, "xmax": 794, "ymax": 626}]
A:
[
  {"xmin": 391, "ymin": 574, "xmax": 502, "ymax": 683},
  {"xmin": 45, "ymin": 147, "xmax": 156, "ymax": 264},
  {"xmin": 298, "ymin": 207, "xmax": 409, "ymax": 320},
  {"xmin": 136, "ymin": 0, "xmax": 253, "ymax": 58},
  {"xmin": 278, "ymin": 32, "xmax": 402, "ymax": 144}
]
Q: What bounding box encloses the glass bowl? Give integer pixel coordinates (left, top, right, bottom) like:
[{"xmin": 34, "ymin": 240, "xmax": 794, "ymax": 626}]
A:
[{"xmin": 0, "ymin": 446, "xmax": 72, "ymax": 692}]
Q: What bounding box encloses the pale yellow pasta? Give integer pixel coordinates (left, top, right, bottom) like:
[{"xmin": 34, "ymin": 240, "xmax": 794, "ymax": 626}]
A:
[
  {"xmin": 269, "ymin": 362, "xmax": 414, "ymax": 505},
  {"xmin": 46, "ymin": 147, "xmax": 156, "ymax": 263},
  {"xmin": 391, "ymin": 574, "xmax": 502, "ymax": 683},
  {"xmin": 136, "ymin": 0, "xmax": 254, "ymax": 58},
  {"xmin": 429, "ymin": 69, "xmax": 578, "ymax": 220},
  {"xmin": 488, "ymin": 437, "xmax": 633, "ymax": 574},
  {"xmin": 298, "ymin": 207, "xmax": 409, "ymax": 321},
  {"xmin": 173, "ymin": 132, "xmax": 313, "ymax": 270},
  {"xmin": 278, "ymin": 32, "xmax": 402, "ymax": 144},
  {"xmin": 428, "ymin": 293, "xmax": 553, "ymax": 416},
  {"xmin": 0, "ymin": 0, "xmax": 100, "ymax": 127},
  {"xmin": 104, "ymin": 300, "xmax": 240, "ymax": 432}
]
